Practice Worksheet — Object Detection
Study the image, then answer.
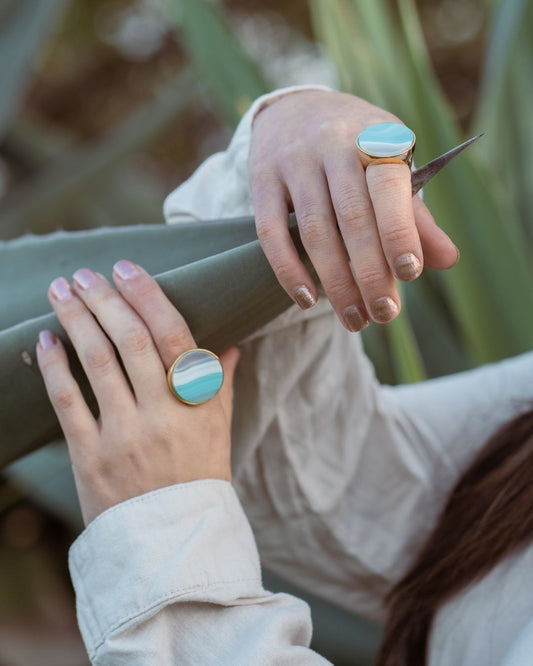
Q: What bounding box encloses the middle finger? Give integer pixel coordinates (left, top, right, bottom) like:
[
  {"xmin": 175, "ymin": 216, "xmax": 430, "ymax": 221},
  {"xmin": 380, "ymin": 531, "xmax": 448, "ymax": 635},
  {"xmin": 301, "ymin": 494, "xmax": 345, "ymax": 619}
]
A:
[
  {"xmin": 71, "ymin": 268, "xmax": 167, "ymax": 402},
  {"xmin": 325, "ymin": 152, "xmax": 401, "ymax": 324}
]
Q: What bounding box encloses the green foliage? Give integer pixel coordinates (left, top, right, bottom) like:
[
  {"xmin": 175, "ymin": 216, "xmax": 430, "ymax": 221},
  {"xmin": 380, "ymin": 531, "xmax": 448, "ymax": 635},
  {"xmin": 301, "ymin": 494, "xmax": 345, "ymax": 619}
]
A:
[{"xmin": 310, "ymin": 0, "xmax": 533, "ymax": 377}]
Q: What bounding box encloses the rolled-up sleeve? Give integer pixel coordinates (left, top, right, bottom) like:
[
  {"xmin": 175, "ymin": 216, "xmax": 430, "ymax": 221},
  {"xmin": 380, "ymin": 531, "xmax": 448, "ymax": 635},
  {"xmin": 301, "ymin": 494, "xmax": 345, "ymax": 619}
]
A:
[{"xmin": 69, "ymin": 479, "xmax": 331, "ymax": 665}]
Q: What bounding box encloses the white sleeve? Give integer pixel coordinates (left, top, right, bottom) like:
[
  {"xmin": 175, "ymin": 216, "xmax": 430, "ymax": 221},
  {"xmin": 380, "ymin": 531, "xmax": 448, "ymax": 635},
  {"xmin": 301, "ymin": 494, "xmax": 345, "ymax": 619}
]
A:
[
  {"xmin": 69, "ymin": 480, "xmax": 331, "ymax": 665},
  {"xmin": 162, "ymin": 85, "xmax": 533, "ymax": 622}
]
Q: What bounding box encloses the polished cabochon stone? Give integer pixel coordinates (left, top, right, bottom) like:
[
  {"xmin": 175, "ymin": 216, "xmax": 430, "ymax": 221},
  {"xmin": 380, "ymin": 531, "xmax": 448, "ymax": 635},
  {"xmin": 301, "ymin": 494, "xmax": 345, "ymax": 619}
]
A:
[
  {"xmin": 169, "ymin": 349, "xmax": 223, "ymax": 405},
  {"xmin": 357, "ymin": 122, "xmax": 415, "ymax": 157}
]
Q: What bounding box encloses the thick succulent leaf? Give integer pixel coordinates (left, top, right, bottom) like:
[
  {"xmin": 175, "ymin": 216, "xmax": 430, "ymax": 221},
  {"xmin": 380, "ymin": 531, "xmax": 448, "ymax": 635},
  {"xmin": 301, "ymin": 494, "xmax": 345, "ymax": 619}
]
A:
[
  {"xmin": 167, "ymin": 0, "xmax": 270, "ymax": 126},
  {"xmin": 0, "ymin": 0, "xmax": 66, "ymax": 138},
  {"xmin": 0, "ymin": 72, "xmax": 198, "ymax": 239},
  {"xmin": 0, "ymin": 217, "xmax": 306, "ymax": 467}
]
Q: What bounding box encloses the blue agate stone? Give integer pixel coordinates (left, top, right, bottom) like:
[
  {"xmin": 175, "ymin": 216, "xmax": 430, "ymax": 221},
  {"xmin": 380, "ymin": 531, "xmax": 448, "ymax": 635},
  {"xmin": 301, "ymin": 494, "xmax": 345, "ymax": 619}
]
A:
[
  {"xmin": 357, "ymin": 122, "xmax": 415, "ymax": 157},
  {"xmin": 169, "ymin": 349, "xmax": 223, "ymax": 405}
]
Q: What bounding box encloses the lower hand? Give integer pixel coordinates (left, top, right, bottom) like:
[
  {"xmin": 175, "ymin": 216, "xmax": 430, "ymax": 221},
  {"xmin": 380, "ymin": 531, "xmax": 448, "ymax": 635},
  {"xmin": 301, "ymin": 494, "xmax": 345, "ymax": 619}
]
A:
[
  {"xmin": 36, "ymin": 261, "xmax": 240, "ymax": 526},
  {"xmin": 248, "ymin": 89, "xmax": 459, "ymax": 330}
]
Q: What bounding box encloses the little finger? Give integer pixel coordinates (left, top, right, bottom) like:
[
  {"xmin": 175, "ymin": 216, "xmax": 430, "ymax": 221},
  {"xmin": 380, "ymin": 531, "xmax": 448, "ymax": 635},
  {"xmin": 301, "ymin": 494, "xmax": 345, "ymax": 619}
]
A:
[{"xmin": 36, "ymin": 329, "xmax": 98, "ymax": 455}]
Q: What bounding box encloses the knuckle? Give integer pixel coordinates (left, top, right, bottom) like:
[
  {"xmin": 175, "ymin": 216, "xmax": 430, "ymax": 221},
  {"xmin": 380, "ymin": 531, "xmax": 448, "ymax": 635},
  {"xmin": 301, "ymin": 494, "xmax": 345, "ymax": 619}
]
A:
[
  {"xmin": 336, "ymin": 192, "xmax": 374, "ymax": 229},
  {"xmin": 122, "ymin": 326, "xmax": 152, "ymax": 355},
  {"xmin": 162, "ymin": 329, "xmax": 191, "ymax": 353},
  {"xmin": 323, "ymin": 275, "xmax": 354, "ymax": 301},
  {"xmin": 356, "ymin": 264, "xmax": 388, "ymax": 289},
  {"xmin": 255, "ymin": 217, "xmax": 279, "ymax": 246},
  {"xmin": 49, "ymin": 385, "xmax": 76, "ymax": 411},
  {"xmin": 271, "ymin": 259, "xmax": 297, "ymax": 286},
  {"xmin": 317, "ymin": 118, "xmax": 351, "ymax": 143},
  {"xmin": 85, "ymin": 345, "xmax": 115, "ymax": 374},
  {"xmin": 381, "ymin": 221, "xmax": 413, "ymax": 245},
  {"xmin": 368, "ymin": 168, "xmax": 408, "ymax": 192},
  {"xmin": 299, "ymin": 210, "xmax": 330, "ymax": 249}
]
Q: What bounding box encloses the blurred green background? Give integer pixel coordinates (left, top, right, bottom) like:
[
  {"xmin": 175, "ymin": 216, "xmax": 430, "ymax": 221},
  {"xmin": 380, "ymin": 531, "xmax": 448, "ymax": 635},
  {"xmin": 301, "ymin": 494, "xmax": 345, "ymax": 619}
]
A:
[{"xmin": 0, "ymin": 0, "xmax": 531, "ymax": 663}]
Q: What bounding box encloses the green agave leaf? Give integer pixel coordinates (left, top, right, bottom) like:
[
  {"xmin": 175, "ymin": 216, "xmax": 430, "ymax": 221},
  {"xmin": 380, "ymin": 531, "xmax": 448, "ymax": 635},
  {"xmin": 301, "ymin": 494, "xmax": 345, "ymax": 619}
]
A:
[
  {"xmin": 475, "ymin": 0, "xmax": 533, "ymax": 241},
  {"xmin": 0, "ymin": 0, "xmax": 67, "ymax": 138},
  {"xmin": 167, "ymin": 0, "xmax": 270, "ymax": 127},
  {"xmin": 384, "ymin": 286, "xmax": 426, "ymax": 384},
  {"xmin": 0, "ymin": 217, "xmax": 305, "ymax": 467},
  {"xmin": 0, "ymin": 72, "xmax": 198, "ymax": 239},
  {"xmin": 396, "ymin": 0, "xmax": 533, "ymax": 363}
]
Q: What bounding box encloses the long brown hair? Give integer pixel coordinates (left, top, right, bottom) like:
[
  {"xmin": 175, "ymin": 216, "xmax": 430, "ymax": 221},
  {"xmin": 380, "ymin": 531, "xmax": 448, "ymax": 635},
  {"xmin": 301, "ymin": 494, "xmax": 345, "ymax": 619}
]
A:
[{"xmin": 376, "ymin": 405, "xmax": 533, "ymax": 666}]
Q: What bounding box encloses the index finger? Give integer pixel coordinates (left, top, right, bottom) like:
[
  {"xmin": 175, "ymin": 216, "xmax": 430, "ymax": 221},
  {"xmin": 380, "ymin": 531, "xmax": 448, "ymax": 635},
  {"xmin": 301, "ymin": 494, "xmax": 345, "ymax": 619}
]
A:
[{"xmin": 111, "ymin": 260, "xmax": 196, "ymax": 369}]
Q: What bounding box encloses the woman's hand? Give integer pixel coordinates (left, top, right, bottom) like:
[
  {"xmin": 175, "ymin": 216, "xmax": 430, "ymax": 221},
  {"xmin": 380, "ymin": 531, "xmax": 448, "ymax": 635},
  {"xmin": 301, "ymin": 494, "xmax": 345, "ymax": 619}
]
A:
[
  {"xmin": 248, "ymin": 89, "xmax": 459, "ymax": 330},
  {"xmin": 36, "ymin": 261, "xmax": 240, "ymax": 526}
]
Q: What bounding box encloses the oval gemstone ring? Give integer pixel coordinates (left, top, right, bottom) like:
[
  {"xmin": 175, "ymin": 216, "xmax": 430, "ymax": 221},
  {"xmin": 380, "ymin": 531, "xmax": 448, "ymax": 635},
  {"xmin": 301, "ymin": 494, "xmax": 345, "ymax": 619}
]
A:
[
  {"xmin": 356, "ymin": 122, "xmax": 416, "ymax": 168},
  {"xmin": 167, "ymin": 348, "xmax": 224, "ymax": 406}
]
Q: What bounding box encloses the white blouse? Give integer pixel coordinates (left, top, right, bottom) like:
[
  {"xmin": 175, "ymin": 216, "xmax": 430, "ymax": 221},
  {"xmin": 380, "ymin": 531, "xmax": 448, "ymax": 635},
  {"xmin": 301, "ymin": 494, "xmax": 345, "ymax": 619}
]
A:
[{"xmin": 69, "ymin": 87, "xmax": 533, "ymax": 665}]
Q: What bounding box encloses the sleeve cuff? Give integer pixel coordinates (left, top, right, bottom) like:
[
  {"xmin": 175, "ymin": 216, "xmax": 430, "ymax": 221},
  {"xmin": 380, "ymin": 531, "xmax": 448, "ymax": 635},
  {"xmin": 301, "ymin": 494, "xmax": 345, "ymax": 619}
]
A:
[{"xmin": 69, "ymin": 480, "xmax": 264, "ymax": 659}]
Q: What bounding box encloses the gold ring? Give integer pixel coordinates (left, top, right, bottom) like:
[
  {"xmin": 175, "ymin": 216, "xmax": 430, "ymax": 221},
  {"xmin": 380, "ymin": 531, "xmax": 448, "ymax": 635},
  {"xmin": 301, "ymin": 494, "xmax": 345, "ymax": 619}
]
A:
[
  {"xmin": 356, "ymin": 122, "xmax": 416, "ymax": 169},
  {"xmin": 167, "ymin": 348, "xmax": 224, "ymax": 406}
]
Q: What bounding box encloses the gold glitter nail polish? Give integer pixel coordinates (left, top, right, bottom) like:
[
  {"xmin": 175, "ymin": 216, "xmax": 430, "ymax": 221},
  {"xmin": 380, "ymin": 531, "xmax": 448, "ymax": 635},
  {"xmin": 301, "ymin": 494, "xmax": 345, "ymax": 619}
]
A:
[
  {"xmin": 343, "ymin": 305, "xmax": 370, "ymax": 332},
  {"xmin": 394, "ymin": 253, "xmax": 422, "ymax": 281},
  {"xmin": 293, "ymin": 285, "xmax": 317, "ymax": 310},
  {"xmin": 371, "ymin": 296, "xmax": 399, "ymax": 323}
]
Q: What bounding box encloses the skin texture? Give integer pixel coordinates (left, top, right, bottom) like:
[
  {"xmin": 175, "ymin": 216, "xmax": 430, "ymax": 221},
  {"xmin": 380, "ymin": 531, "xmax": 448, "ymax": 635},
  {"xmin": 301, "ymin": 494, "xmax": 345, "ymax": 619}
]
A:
[
  {"xmin": 36, "ymin": 261, "xmax": 239, "ymax": 526},
  {"xmin": 248, "ymin": 89, "xmax": 459, "ymax": 330}
]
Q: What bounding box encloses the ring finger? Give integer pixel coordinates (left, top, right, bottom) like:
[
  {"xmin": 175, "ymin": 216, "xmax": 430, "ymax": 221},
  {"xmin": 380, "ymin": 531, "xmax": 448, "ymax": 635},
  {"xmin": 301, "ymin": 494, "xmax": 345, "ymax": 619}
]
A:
[
  {"xmin": 48, "ymin": 277, "xmax": 134, "ymax": 418},
  {"xmin": 289, "ymin": 168, "xmax": 370, "ymax": 332}
]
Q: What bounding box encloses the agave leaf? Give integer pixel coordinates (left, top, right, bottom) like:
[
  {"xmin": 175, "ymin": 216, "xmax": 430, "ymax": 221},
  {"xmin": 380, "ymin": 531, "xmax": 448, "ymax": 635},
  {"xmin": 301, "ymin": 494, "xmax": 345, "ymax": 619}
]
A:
[
  {"xmin": 0, "ymin": 71, "xmax": 198, "ymax": 239},
  {"xmin": 0, "ymin": 0, "xmax": 67, "ymax": 138},
  {"xmin": 475, "ymin": 0, "xmax": 533, "ymax": 241},
  {"xmin": 396, "ymin": 0, "xmax": 533, "ymax": 362},
  {"xmin": 167, "ymin": 0, "xmax": 270, "ymax": 127},
  {"xmin": 0, "ymin": 217, "xmax": 310, "ymax": 467}
]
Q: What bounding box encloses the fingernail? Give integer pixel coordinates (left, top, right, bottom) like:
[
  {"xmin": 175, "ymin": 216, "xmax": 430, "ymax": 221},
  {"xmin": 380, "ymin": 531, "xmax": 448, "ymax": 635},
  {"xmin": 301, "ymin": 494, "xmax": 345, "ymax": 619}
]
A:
[
  {"xmin": 343, "ymin": 305, "xmax": 370, "ymax": 332},
  {"xmin": 394, "ymin": 253, "xmax": 422, "ymax": 281},
  {"xmin": 371, "ymin": 296, "xmax": 399, "ymax": 323},
  {"xmin": 454, "ymin": 245, "xmax": 461, "ymax": 265},
  {"xmin": 73, "ymin": 268, "xmax": 98, "ymax": 290},
  {"xmin": 293, "ymin": 285, "xmax": 316, "ymax": 310},
  {"xmin": 50, "ymin": 277, "xmax": 72, "ymax": 301},
  {"xmin": 114, "ymin": 260, "xmax": 140, "ymax": 280},
  {"xmin": 39, "ymin": 330, "xmax": 57, "ymax": 350}
]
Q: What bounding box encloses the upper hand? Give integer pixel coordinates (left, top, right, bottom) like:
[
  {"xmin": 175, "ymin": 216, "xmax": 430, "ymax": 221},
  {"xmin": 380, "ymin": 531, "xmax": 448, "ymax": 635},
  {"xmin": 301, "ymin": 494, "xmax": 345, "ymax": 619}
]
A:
[
  {"xmin": 248, "ymin": 89, "xmax": 459, "ymax": 330},
  {"xmin": 36, "ymin": 261, "xmax": 240, "ymax": 526}
]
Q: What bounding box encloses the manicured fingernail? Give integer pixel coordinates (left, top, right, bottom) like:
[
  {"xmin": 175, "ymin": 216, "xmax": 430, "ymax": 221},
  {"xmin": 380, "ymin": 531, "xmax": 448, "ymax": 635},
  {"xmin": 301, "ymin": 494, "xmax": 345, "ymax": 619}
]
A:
[
  {"xmin": 114, "ymin": 260, "xmax": 140, "ymax": 280},
  {"xmin": 293, "ymin": 285, "xmax": 316, "ymax": 310},
  {"xmin": 39, "ymin": 330, "xmax": 57, "ymax": 350},
  {"xmin": 343, "ymin": 305, "xmax": 370, "ymax": 332},
  {"xmin": 50, "ymin": 277, "xmax": 72, "ymax": 301},
  {"xmin": 454, "ymin": 246, "xmax": 461, "ymax": 265},
  {"xmin": 73, "ymin": 268, "xmax": 98, "ymax": 290},
  {"xmin": 394, "ymin": 253, "xmax": 422, "ymax": 281},
  {"xmin": 371, "ymin": 296, "xmax": 399, "ymax": 323}
]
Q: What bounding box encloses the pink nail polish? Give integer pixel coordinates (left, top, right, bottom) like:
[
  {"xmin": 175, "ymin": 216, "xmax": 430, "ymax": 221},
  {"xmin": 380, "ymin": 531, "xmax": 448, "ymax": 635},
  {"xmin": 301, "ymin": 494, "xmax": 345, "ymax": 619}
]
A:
[
  {"xmin": 73, "ymin": 268, "xmax": 98, "ymax": 290},
  {"xmin": 50, "ymin": 277, "xmax": 72, "ymax": 301},
  {"xmin": 39, "ymin": 330, "xmax": 57, "ymax": 350},
  {"xmin": 114, "ymin": 260, "xmax": 140, "ymax": 280}
]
